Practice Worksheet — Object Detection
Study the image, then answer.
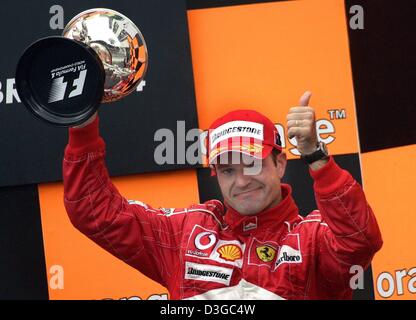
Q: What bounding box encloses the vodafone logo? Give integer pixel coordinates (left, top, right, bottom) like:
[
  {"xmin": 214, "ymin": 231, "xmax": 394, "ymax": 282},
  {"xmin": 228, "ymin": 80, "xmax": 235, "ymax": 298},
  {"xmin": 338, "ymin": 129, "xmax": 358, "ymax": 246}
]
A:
[
  {"xmin": 186, "ymin": 225, "xmax": 245, "ymax": 268},
  {"xmin": 195, "ymin": 231, "xmax": 216, "ymax": 250}
]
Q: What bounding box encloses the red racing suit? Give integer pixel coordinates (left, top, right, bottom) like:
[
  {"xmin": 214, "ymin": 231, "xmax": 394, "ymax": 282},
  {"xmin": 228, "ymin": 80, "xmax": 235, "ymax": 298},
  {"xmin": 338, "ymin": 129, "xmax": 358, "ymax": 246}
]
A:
[{"xmin": 63, "ymin": 117, "xmax": 383, "ymax": 299}]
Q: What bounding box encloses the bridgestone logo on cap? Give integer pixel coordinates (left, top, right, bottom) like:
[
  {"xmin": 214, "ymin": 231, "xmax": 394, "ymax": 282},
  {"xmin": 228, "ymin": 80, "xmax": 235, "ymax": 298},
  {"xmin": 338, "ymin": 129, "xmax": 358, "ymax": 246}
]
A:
[
  {"xmin": 210, "ymin": 121, "xmax": 264, "ymax": 148},
  {"xmin": 184, "ymin": 262, "xmax": 233, "ymax": 285}
]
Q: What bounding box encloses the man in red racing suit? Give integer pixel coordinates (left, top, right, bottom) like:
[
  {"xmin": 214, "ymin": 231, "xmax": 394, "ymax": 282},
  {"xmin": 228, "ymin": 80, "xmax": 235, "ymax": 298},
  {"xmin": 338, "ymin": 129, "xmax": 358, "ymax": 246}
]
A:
[{"xmin": 63, "ymin": 92, "xmax": 382, "ymax": 299}]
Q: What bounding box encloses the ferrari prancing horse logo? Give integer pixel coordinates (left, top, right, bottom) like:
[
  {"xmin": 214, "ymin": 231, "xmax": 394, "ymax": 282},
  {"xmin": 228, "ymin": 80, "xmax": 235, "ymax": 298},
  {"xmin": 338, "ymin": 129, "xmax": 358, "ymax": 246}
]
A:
[{"xmin": 256, "ymin": 245, "xmax": 276, "ymax": 262}]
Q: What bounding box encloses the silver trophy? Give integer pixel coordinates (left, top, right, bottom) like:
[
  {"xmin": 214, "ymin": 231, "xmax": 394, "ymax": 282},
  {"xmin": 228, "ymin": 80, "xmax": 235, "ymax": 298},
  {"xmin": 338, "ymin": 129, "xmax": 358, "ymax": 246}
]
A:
[
  {"xmin": 63, "ymin": 8, "xmax": 148, "ymax": 103},
  {"xmin": 16, "ymin": 8, "xmax": 149, "ymax": 126}
]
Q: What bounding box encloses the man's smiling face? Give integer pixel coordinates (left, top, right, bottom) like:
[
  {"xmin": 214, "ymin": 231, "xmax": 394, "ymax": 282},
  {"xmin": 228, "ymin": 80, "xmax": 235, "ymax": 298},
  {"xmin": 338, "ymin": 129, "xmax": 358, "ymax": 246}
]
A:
[{"xmin": 215, "ymin": 151, "xmax": 287, "ymax": 215}]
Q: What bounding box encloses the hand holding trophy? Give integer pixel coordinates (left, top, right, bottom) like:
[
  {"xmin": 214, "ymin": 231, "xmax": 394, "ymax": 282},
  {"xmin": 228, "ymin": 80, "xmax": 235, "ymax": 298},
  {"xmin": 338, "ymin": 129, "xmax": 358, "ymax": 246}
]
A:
[{"xmin": 15, "ymin": 8, "xmax": 148, "ymax": 127}]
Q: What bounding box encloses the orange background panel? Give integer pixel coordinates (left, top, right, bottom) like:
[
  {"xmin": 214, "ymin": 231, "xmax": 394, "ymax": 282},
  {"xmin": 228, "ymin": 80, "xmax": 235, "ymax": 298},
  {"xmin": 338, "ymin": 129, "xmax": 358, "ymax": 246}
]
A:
[
  {"xmin": 38, "ymin": 170, "xmax": 200, "ymax": 300},
  {"xmin": 187, "ymin": 0, "xmax": 359, "ymax": 158},
  {"xmin": 361, "ymin": 145, "xmax": 416, "ymax": 300}
]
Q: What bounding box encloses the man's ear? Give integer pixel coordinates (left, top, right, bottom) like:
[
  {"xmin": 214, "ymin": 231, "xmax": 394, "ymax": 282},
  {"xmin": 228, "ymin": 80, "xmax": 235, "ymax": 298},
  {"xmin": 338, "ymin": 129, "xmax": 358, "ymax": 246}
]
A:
[
  {"xmin": 276, "ymin": 152, "xmax": 287, "ymax": 179},
  {"xmin": 210, "ymin": 164, "xmax": 217, "ymax": 176}
]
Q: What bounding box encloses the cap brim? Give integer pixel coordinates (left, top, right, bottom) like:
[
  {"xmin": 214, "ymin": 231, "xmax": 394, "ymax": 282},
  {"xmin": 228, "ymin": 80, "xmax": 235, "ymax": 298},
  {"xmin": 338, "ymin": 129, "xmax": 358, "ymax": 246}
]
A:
[{"xmin": 208, "ymin": 143, "xmax": 273, "ymax": 165}]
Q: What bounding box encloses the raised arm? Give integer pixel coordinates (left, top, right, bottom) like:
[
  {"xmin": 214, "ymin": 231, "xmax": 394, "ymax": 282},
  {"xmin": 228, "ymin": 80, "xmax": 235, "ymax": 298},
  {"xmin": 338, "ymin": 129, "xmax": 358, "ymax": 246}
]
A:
[
  {"xmin": 287, "ymin": 92, "xmax": 382, "ymax": 294},
  {"xmin": 63, "ymin": 114, "xmax": 188, "ymax": 287},
  {"xmin": 310, "ymin": 156, "xmax": 383, "ymax": 292}
]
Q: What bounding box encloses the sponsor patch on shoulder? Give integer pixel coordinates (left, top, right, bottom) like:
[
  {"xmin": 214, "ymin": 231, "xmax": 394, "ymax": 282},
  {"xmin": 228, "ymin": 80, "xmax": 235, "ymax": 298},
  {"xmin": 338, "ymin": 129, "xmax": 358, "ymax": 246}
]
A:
[{"xmin": 184, "ymin": 262, "xmax": 233, "ymax": 286}]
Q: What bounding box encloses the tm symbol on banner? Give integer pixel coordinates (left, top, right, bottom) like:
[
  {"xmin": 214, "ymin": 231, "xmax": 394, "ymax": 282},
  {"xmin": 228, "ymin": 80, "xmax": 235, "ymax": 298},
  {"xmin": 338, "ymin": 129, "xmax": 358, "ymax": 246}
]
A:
[{"xmin": 327, "ymin": 109, "xmax": 347, "ymax": 120}]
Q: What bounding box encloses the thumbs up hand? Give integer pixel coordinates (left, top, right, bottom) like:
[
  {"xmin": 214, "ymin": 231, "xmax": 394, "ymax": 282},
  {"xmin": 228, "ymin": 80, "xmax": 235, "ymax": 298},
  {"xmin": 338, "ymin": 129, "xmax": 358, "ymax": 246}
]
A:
[{"xmin": 286, "ymin": 91, "xmax": 319, "ymax": 155}]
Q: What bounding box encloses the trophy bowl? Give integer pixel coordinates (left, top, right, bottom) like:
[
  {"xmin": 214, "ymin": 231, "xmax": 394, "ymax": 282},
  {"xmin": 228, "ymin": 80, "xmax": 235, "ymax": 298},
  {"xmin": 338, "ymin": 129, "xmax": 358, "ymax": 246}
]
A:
[
  {"xmin": 63, "ymin": 8, "xmax": 148, "ymax": 103},
  {"xmin": 16, "ymin": 8, "xmax": 148, "ymax": 126}
]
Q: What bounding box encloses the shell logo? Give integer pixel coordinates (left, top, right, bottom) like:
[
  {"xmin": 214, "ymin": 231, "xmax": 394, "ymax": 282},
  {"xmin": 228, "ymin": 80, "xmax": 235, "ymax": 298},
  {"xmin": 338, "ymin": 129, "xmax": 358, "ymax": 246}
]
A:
[{"xmin": 217, "ymin": 244, "xmax": 242, "ymax": 262}]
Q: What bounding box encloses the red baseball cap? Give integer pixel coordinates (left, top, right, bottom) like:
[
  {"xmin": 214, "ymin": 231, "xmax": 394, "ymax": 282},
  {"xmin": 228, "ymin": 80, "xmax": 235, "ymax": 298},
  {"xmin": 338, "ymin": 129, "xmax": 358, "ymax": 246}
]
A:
[{"xmin": 207, "ymin": 109, "xmax": 282, "ymax": 164}]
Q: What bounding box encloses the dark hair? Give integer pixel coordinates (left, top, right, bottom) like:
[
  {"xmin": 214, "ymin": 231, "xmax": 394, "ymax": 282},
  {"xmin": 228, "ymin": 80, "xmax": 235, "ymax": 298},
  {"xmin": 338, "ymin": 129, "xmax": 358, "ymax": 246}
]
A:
[{"xmin": 271, "ymin": 148, "xmax": 281, "ymax": 166}]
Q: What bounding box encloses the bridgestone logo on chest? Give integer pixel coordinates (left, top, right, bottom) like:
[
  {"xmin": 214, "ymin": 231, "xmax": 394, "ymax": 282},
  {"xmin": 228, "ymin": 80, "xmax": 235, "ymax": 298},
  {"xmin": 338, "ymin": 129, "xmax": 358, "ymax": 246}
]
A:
[
  {"xmin": 187, "ymin": 267, "xmax": 230, "ymax": 280},
  {"xmin": 184, "ymin": 262, "xmax": 233, "ymax": 286}
]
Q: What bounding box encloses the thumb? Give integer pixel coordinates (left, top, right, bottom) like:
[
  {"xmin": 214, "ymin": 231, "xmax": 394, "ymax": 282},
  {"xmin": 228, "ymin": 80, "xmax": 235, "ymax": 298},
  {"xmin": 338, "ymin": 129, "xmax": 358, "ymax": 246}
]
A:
[{"xmin": 299, "ymin": 91, "xmax": 312, "ymax": 107}]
